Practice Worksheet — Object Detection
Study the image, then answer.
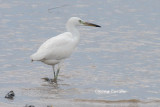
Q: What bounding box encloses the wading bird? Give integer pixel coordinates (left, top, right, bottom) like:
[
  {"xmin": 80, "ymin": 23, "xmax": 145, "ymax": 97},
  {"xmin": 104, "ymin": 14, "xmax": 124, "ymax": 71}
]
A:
[{"xmin": 30, "ymin": 17, "xmax": 101, "ymax": 82}]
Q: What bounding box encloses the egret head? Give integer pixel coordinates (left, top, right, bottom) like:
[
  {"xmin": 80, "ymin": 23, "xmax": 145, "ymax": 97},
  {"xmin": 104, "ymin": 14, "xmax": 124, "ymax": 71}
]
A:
[{"xmin": 67, "ymin": 17, "xmax": 101, "ymax": 27}]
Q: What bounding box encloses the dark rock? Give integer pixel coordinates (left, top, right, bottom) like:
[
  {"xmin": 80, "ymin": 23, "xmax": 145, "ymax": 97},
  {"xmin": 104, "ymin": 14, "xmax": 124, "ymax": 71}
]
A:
[{"xmin": 5, "ymin": 90, "xmax": 15, "ymax": 99}]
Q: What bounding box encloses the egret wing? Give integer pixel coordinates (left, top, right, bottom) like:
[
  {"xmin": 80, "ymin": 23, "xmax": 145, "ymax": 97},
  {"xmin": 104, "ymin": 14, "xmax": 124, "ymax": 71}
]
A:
[{"xmin": 31, "ymin": 32, "xmax": 75, "ymax": 61}]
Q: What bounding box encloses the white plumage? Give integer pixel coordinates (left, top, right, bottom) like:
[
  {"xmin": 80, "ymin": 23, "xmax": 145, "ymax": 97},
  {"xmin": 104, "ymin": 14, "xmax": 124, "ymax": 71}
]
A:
[
  {"xmin": 31, "ymin": 32, "xmax": 75, "ymax": 65},
  {"xmin": 30, "ymin": 17, "xmax": 100, "ymax": 82}
]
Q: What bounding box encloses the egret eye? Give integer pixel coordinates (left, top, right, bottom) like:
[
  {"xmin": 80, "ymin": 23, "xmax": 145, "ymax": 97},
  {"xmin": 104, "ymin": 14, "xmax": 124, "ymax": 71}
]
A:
[{"xmin": 79, "ymin": 20, "xmax": 82, "ymax": 24}]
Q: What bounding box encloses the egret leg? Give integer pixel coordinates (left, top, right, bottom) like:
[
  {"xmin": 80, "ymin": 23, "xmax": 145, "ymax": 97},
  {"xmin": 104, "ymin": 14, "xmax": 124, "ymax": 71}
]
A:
[
  {"xmin": 55, "ymin": 68, "xmax": 60, "ymax": 79},
  {"xmin": 52, "ymin": 65, "xmax": 56, "ymax": 79},
  {"xmin": 56, "ymin": 63, "xmax": 61, "ymax": 78},
  {"xmin": 53, "ymin": 63, "xmax": 61, "ymax": 82}
]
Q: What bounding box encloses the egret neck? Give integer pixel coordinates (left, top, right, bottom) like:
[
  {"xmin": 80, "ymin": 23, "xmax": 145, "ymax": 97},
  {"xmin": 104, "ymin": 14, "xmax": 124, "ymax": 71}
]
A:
[{"xmin": 66, "ymin": 22, "xmax": 80, "ymax": 46}]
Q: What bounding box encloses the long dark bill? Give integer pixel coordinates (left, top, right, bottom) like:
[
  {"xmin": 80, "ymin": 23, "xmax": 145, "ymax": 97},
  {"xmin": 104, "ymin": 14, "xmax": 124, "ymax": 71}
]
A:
[{"xmin": 84, "ymin": 22, "xmax": 101, "ymax": 27}]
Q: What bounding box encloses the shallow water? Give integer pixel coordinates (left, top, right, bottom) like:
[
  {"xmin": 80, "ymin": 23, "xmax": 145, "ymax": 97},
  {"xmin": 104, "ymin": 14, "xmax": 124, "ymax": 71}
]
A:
[{"xmin": 0, "ymin": 0, "xmax": 160, "ymax": 106}]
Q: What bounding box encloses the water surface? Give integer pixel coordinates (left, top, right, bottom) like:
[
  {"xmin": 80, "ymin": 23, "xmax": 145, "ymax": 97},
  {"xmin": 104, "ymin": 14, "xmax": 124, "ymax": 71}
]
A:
[{"xmin": 0, "ymin": 0, "xmax": 160, "ymax": 106}]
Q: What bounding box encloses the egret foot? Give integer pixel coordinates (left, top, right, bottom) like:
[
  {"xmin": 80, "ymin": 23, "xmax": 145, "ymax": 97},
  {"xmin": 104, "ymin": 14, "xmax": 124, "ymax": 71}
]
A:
[
  {"xmin": 42, "ymin": 77, "xmax": 50, "ymax": 81},
  {"xmin": 42, "ymin": 77, "xmax": 57, "ymax": 84}
]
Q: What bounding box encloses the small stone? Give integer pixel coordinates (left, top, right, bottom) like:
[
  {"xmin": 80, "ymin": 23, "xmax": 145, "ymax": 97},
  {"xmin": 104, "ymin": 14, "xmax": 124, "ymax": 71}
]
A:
[{"xmin": 5, "ymin": 90, "xmax": 15, "ymax": 99}]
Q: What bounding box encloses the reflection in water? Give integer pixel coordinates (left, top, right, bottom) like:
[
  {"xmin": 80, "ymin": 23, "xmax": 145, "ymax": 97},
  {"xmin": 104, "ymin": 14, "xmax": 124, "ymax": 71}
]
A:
[{"xmin": 0, "ymin": 0, "xmax": 160, "ymax": 106}]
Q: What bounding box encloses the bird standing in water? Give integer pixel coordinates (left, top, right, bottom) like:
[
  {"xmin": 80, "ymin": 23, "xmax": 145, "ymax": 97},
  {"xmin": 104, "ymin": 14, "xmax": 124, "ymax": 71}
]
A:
[{"xmin": 30, "ymin": 17, "xmax": 101, "ymax": 83}]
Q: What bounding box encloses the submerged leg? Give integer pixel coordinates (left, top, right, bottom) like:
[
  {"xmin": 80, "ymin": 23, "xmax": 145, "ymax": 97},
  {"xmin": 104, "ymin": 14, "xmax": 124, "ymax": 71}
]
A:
[{"xmin": 53, "ymin": 63, "xmax": 61, "ymax": 82}]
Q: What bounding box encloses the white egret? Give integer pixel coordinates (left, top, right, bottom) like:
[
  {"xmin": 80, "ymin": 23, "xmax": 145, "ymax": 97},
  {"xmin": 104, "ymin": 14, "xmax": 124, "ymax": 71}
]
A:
[{"xmin": 30, "ymin": 17, "xmax": 101, "ymax": 82}]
